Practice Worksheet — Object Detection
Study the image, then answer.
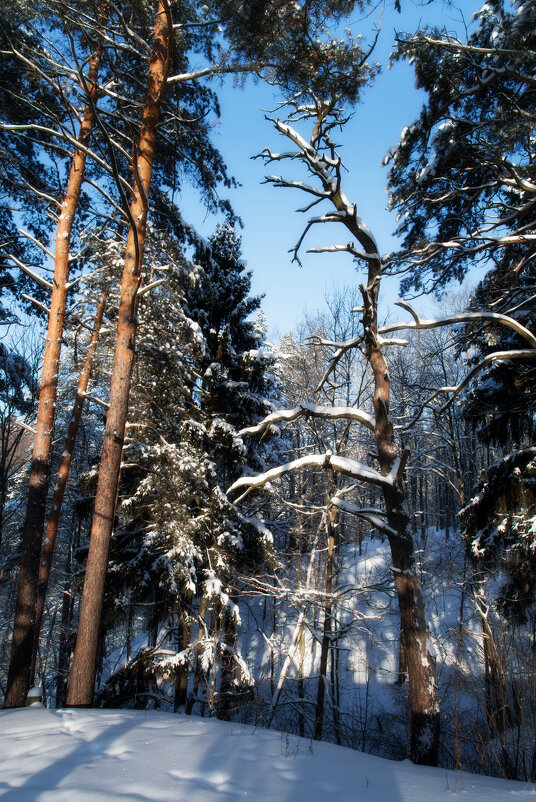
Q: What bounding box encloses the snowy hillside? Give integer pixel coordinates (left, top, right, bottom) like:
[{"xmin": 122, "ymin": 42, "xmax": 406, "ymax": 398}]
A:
[{"xmin": 1, "ymin": 708, "xmax": 534, "ymax": 801}]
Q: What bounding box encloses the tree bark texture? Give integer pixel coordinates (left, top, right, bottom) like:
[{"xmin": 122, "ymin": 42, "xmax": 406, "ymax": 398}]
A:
[
  {"xmin": 66, "ymin": 0, "xmax": 172, "ymax": 707},
  {"xmin": 330, "ymin": 186, "xmax": 440, "ymax": 766},
  {"xmin": 363, "ymin": 271, "xmax": 439, "ymax": 767},
  {"xmin": 4, "ymin": 12, "xmax": 107, "ymax": 708},
  {"xmin": 32, "ymin": 291, "xmax": 106, "ymax": 680}
]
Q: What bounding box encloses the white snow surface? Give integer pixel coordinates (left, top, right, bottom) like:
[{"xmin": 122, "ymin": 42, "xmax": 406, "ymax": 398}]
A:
[{"xmin": 1, "ymin": 708, "xmax": 535, "ymax": 801}]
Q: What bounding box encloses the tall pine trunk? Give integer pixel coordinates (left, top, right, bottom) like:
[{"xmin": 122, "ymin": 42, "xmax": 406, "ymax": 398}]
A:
[
  {"xmin": 4, "ymin": 11, "xmax": 107, "ymax": 708},
  {"xmin": 32, "ymin": 291, "xmax": 106, "ymax": 680},
  {"xmin": 66, "ymin": 0, "xmax": 172, "ymax": 707}
]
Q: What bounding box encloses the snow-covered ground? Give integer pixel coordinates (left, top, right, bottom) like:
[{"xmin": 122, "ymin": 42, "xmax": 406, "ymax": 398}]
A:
[{"xmin": 1, "ymin": 708, "xmax": 534, "ymax": 801}]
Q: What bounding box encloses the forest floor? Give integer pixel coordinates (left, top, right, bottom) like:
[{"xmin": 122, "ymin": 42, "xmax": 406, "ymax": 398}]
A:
[{"xmin": 0, "ymin": 708, "xmax": 534, "ymax": 801}]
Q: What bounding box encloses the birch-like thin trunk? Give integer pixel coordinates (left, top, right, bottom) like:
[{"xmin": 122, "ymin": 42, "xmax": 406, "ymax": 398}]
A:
[
  {"xmin": 472, "ymin": 571, "xmax": 511, "ymax": 735},
  {"xmin": 217, "ymin": 594, "xmax": 238, "ymax": 721},
  {"xmin": 66, "ymin": 0, "xmax": 171, "ymax": 707},
  {"xmin": 187, "ymin": 597, "xmax": 208, "ymax": 715},
  {"xmin": 174, "ymin": 611, "xmax": 190, "ymax": 712},
  {"xmin": 314, "ymin": 494, "xmax": 335, "ymax": 740},
  {"xmin": 32, "ymin": 291, "xmax": 106, "ymax": 681},
  {"xmin": 3, "ymin": 11, "xmax": 107, "ymax": 708}
]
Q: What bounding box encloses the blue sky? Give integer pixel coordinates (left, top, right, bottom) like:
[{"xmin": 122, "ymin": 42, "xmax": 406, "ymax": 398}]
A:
[{"xmin": 178, "ymin": 0, "xmax": 476, "ymax": 337}]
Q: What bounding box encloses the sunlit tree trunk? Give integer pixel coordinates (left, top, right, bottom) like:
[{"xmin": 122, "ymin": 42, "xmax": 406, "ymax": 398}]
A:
[
  {"xmin": 332, "ymin": 184, "xmax": 440, "ymax": 766},
  {"xmin": 32, "ymin": 291, "xmax": 106, "ymax": 682},
  {"xmin": 4, "ymin": 8, "xmax": 107, "ymax": 708},
  {"xmin": 66, "ymin": 0, "xmax": 172, "ymax": 707}
]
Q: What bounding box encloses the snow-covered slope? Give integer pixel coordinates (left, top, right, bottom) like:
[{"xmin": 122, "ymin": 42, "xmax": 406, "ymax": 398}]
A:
[{"xmin": 0, "ymin": 708, "xmax": 533, "ymax": 801}]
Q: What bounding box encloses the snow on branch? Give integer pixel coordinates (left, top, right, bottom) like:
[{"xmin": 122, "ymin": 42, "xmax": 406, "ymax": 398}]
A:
[
  {"xmin": 7, "ymin": 253, "xmax": 53, "ymax": 290},
  {"xmin": 401, "ymin": 230, "xmax": 536, "ymax": 266},
  {"xmin": 262, "ymin": 173, "xmax": 331, "ymax": 200},
  {"xmin": 135, "ymin": 278, "xmax": 167, "ymax": 297},
  {"xmin": 435, "ymin": 349, "xmax": 536, "ymax": 413},
  {"xmin": 380, "ymin": 300, "xmax": 536, "ymax": 349},
  {"xmin": 167, "ymin": 61, "xmax": 263, "ymax": 84},
  {"xmin": 18, "ymin": 229, "xmax": 54, "ymax": 261},
  {"xmin": 261, "ymin": 116, "xmax": 381, "ymax": 261},
  {"xmin": 307, "ymin": 243, "xmax": 382, "ymax": 262},
  {"xmin": 288, "ymin": 213, "xmax": 355, "ymax": 265},
  {"xmin": 227, "ymin": 453, "xmax": 396, "ymax": 504},
  {"xmin": 403, "ymin": 349, "xmax": 536, "ymax": 430},
  {"xmin": 239, "ymin": 402, "xmax": 374, "ymax": 438},
  {"xmin": 21, "ymin": 294, "xmax": 50, "ymax": 315},
  {"xmin": 313, "ymin": 335, "xmax": 363, "ymax": 391},
  {"xmin": 330, "ymin": 497, "xmax": 397, "ymax": 536}
]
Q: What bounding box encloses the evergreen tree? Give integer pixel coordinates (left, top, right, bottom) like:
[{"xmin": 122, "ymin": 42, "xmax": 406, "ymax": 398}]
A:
[
  {"xmin": 462, "ymin": 253, "xmax": 536, "ymax": 449},
  {"xmin": 89, "ymin": 220, "xmax": 277, "ymax": 718},
  {"xmin": 68, "ymin": 0, "xmax": 375, "ymax": 707},
  {"xmin": 385, "ymin": 0, "xmax": 536, "ymax": 296}
]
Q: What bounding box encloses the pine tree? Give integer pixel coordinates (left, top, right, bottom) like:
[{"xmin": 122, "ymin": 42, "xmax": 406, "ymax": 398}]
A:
[
  {"xmin": 385, "ymin": 0, "xmax": 536, "ymax": 296},
  {"xmin": 88, "ymin": 220, "xmax": 277, "ymax": 717},
  {"xmin": 67, "ymin": 0, "xmax": 373, "ymax": 707}
]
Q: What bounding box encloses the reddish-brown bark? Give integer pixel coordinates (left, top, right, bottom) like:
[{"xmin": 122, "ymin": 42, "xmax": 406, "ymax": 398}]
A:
[
  {"xmin": 66, "ymin": 0, "xmax": 172, "ymax": 707},
  {"xmin": 4, "ymin": 10, "xmax": 107, "ymax": 708},
  {"xmin": 32, "ymin": 291, "xmax": 107, "ymax": 679}
]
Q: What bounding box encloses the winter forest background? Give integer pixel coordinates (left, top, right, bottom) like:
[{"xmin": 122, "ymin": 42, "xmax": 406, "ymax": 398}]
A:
[{"xmin": 1, "ymin": 0, "xmax": 536, "ymax": 782}]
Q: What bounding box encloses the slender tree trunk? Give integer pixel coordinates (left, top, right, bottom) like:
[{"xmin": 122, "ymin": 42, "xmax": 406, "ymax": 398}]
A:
[
  {"xmin": 32, "ymin": 291, "xmax": 106, "ymax": 682},
  {"xmin": 268, "ymin": 519, "xmax": 321, "ymax": 726},
  {"xmin": 187, "ymin": 596, "xmax": 208, "ymax": 715},
  {"xmin": 296, "ymin": 488, "xmax": 306, "ymax": 736},
  {"xmin": 217, "ymin": 593, "xmax": 238, "ymax": 721},
  {"xmin": 314, "ymin": 495, "xmax": 335, "ymax": 740},
  {"xmin": 3, "ymin": 12, "xmax": 107, "ymax": 708},
  {"xmin": 55, "ymin": 581, "xmax": 75, "ymax": 708},
  {"xmin": 174, "ymin": 611, "xmax": 190, "ymax": 712},
  {"xmin": 258, "ymin": 110, "xmax": 440, "ymax": 764},
  {"xmin": 66, "ymin": 0, "xmax": 172, "ymax": 707},
  {"xmin": 56, "ymin": 531, "xmax": 78, "ymax": 708},
  {"xmin": 472, "ymin": 569, "xmax": 511, "ymax": 735},
  {"xmin": 297, "ymin": 620, "xmax": 306, "ymax": 737},
  {"xmin": 330, "ymin": 637, "xmax": 341, "ymax": 744}
]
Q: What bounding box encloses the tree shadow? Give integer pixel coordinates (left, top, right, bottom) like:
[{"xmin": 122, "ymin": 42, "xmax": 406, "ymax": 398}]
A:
[{"xmin": 0, "ymin": 710, "xmax": 143, "ymax": 802}]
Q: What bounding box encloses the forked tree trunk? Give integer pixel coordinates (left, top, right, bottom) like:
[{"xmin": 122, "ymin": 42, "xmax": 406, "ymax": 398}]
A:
[
  {"xmin": 3, "ymin": 10, "xmax": 107, "ymax": 708},
  {"xmin": 66, "ymin": 0, "xmax": 172, "ymax": 707},
  {"xmin": 32, "ymin": 291, "xmax": 106, "ymax": 682}
]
